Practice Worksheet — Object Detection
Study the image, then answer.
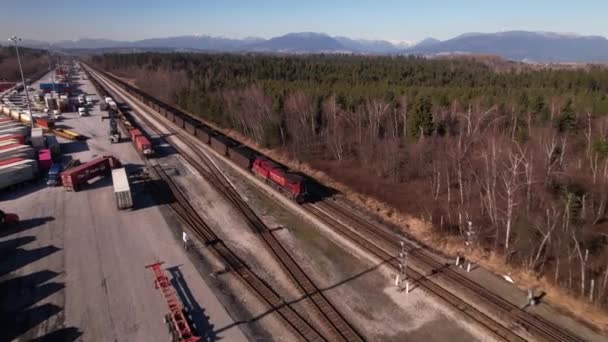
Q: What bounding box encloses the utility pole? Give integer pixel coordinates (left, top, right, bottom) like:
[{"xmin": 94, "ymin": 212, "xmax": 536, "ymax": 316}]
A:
[
  {"xmin": 8, "ymin": 36, "xmax": 34, "ymax": 129},
  {"xmin": 48, "ymin": 50, "xmax": 55, "ymax": 93}
]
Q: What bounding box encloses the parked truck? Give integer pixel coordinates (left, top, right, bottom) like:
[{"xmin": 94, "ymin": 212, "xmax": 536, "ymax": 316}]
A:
[
  {"xmin": 60, "ymin": 155, "xmax": 120, "ymax": 191},
  {"xmin": 0, "ymin": 158, "xmax": 38, "ymax": 190},
  {"xmin": 111, "ymin": 167, "xmax": 133, "ymax": 209}
]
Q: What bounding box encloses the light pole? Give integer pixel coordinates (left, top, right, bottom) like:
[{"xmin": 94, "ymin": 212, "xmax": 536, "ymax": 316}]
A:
[{"xmin": 8, "ymin": 36, "xmax": 34, "ymax": 129}]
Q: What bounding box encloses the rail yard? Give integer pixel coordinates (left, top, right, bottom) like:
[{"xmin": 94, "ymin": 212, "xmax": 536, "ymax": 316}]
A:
[{"xmin": 0, "ymin": 58, "xmax": 605, "ymax": 342}]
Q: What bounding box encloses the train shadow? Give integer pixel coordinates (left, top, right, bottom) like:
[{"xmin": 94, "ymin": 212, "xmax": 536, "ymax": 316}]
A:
[{"xmin": 167, "ymin": 265, "xmax": 217, "ymax": 341}]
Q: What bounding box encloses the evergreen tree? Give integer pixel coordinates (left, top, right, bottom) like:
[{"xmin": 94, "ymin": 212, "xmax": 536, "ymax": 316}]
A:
[
  {"xmin": 408, "ymin": 95, "xmax": 434, "ymax": 139},
  {"xmin": 557, "ymin": 99, "xmax": 576, "ymax": 133}
]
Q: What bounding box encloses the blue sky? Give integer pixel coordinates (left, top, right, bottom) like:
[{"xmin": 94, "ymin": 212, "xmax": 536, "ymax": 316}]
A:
[{"xmin": 1, "ymin": 0, "xmax": 606, "ymax": 43}]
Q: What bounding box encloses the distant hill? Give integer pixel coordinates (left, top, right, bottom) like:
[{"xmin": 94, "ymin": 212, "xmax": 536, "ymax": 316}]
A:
[
  {"xmin": 18, "ymin": 31, "xmax": 608, "ymax": 62},
  {"xmin": 247, "ymin": 32, "xmax": 346, "ymax": 53},
  {"xmin": 406, "ymin": 31, "xmax": 608, "ymax": 62}
]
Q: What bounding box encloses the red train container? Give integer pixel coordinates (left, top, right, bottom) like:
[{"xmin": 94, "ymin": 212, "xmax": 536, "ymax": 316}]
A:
[
  {"xmin": 35, "ymin": 117, "xmax": 55, "ymax": 129},
  {"xmin": 129, "ymin": 128, "xmax": 142, "ymax": 141},
  {"xmin": 38, "ymin": 148, "xmax": 52, "ymax": 171},
  {"xmin": 0, "ymin": 117, "xmax": 12, "ymax": 123},
  {"xmin": 0, "ymin": 157, "xmax": 24, "ymax": 167},
  {"xmin": 60, "ymin": 156, "xmax": 120, "ymax": 191},
  {"xmin": 0, "ymin": 134, "xmax": 25, "ymax": 145},
  {"xmin": 135, "ymin": 135, "xmax": 153, "ymax": 157}
]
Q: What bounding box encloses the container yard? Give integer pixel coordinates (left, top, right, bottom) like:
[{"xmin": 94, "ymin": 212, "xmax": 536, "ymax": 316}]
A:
[{"xmin": 1, "ymin": 64, "xmax": 247, "ymax": 342}]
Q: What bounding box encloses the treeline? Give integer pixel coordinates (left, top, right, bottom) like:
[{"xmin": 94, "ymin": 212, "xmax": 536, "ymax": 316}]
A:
[
  {"xmin": 0, "ymin": 46, "xmax": 49, "ymax": 82},
  {"xmin": 92, "ymin": 53, "xmax": 608, "ymax": 309}
]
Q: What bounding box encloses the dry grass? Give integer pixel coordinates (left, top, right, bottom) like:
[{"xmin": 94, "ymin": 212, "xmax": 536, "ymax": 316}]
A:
[{"xmin": 131, "ymin": 88, "xmax": 608, "ymax": 334}]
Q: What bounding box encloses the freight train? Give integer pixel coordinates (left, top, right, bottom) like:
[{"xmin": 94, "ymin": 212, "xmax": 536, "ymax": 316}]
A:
[{"xmin": 85, "ymin": 65, "xmax": 309, "ymax": 202}]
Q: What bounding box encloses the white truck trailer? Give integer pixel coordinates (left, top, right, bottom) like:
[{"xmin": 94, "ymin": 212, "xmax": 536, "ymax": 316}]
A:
[
  {"xmin": 0, "ymin": 159, "xmax": 38, "ymax": 190},
  {"xmin": 111, "ymin": 167, "xmax": 133, "ymax": 209}
]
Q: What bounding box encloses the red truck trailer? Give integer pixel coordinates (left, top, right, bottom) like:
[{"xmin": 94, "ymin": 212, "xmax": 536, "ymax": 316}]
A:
[{"xmin": 60, "ymin": 155, "xmax": 121, "ymax": 191}]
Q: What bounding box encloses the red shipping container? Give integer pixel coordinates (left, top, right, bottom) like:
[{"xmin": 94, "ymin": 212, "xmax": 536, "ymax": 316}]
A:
[
  {"xmin": 38, "ymin": 149, "xmax": 52, "ymax": 170},
  {"xmin": 0, "ymin": 157, "xmax": 24, "ymax": 167},
  {"xmin": 129, "ymin": 129, "xmax": 142, "ymax": 141},
  {"xmin": 0, "ymin": 142, "xmax": 22, "ymax": 151},
  {"xmin": 0, "ymin": 118, "xmax": 12, "ymax": 123},
  {"xmin": 0, "ymin": 134, "xmax": 25, "ymax": 145},
  {"xmin": 60, "ymin": 156, "xmax": 115, "ymax": 191},
  {"xmin": 35, "ymin": 117, "xmax": 55, "ymax": 129}
]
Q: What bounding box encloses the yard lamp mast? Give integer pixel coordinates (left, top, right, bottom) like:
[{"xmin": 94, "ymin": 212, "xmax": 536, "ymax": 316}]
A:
[{"xmin": 8, "ymin": 36, "xmax": 34, "ymax": 129}]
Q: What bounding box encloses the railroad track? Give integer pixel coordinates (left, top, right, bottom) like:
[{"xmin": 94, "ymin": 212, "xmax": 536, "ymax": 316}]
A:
[
  {"xmin": 87, "ymin": 64, "xmax": 584, "ymax": 342},
  {"xmin": 86, "ymin": 66, "xmax": 363, "ymax": 342},
  {"xmin": 312, "ymin": 199, "xmax": 584, "ymax": 342},
  {"xmin": 148, "ymin": 162, "xmax": 327, "ymax": 341}
]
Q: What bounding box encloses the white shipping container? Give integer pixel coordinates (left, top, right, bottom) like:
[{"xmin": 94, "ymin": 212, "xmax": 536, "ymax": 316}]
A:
[
  {"xmin": 111, "ymin": 168, "xmax": 133, "ymax": 209},
  {"xmin": 0, "ymin": 144, "xmax": 35, "ymax": 160},
  {"xmin": 0, "ymin": 159, "xmax": 38, "ymax": 189},
  {"xmin": 0, "ymin": 122, "xmax": 22, "ymax": 129},
  {"xmin": 0, "ymin": 126, "xmax": 28, "ymax": 137},
  {"xmin": 31, "ymin": 128, "xmax": 44, "ymax": 148}
]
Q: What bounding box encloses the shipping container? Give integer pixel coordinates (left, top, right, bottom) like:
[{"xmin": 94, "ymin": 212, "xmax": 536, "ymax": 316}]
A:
[
  {"xmin": 38, "ymin": 149, "xmax": 52, "ymax": 170},
  {"xmin": 0, "ymin": 122, "xmax": 24, "ymax": 130},
  {"xmin": 0, "ymin": 157, "xmax": 24, "ymax": 167},
  {"xmin": 0, "ymin": 117, "xmax": 12, "ymax": 123},
  {"xmin": 35, "ymin": 117, "xmax": 55, "ymax": 129},
  {"xmin": 31, "ymin": 128, "xmax": 44, "ymax": 148},
  {"xmin": 0, "ymin": 125, "xmax": 28, "ymax": 137},
  {"xmin": 60, "ymin": 156, "xmax": 117, "ymax": 191},
  {"xmin": 0, "ymin": 134, "xmax": 25, "ymax": 145},
  {"xmin": 0, "ymin": 159, "xmax": 38, "ymax": 190},
  {"xmin": 0, "ymin": 144, "xmax": 35, "ymax": 160},
  {"xmin": 111, "ymin": 168, "xmax": 133, "ymax": 209}
]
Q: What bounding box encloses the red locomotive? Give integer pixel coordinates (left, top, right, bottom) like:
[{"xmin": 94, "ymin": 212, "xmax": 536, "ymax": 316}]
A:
[{"xmin": 252, "ymin": 157, "xmax": 306, "ymax": 202}]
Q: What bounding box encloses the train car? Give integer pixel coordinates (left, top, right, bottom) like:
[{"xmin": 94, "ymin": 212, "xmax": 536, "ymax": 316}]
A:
[
  {"xmin": 173, "ymin": 114, "xmax": 185, "ymax": 129},
  {"xmin": 165, "ymin": 109, "xmax": 175, "ymax": 123},
  {"xmin": 129, "ymin": 129, "xmax": 153, "ymax": 158},
  {"xmin": 228, "ymin": 145, "xmax": 258, "ymax": 170},
  {"xmin": 210, "ymin": 135, "xmax": 235, "ymax": 157},
  {"xmin": 184, "ymin": 118, "xmax": 197, "ymax": 135},
  {"xmin": 251, "ymin": 157, "xmax": 306, "ymax": 202},
  {"xmin": 194, "ymin": 125, "xmax": 212, "ymax": 144}
]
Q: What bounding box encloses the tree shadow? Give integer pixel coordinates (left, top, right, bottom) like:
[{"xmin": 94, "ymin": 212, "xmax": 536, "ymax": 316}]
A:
[
  {"xmin": 30, "ymin": 327, "xmax": 82, "ymax": 342},
  {"xmin": 0, "ymin": 179, "xmax": 47, "ymax": 201},
  {"xmin": 0, "ymin": 245, "xmax": 61, "ymax": 276},
  {"xmin": 0, "ymin": 303, "xmax": 62, "ymax": 341},
  {"xmin": 0, "ymin": 216, "xmax": 54, "ymax": 239},
  {"xmin": 0, "ymin": 236, "xmax": 36, "ymax": 255},
  {"xmin": 212, "ymin": 258, "xmax": 388, "ymax": 336},
  {"xmin": 167, "ymin": 265, "xmax": 218, "ymax": 341}
]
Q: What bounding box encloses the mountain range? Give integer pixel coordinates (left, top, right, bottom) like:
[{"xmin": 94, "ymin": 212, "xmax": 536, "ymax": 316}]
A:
[{"xmin": 14, "ymin": 31, "xmax": 608, "ymax": 62}]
